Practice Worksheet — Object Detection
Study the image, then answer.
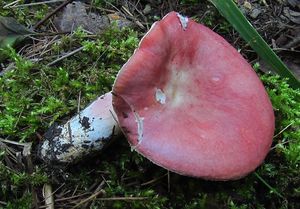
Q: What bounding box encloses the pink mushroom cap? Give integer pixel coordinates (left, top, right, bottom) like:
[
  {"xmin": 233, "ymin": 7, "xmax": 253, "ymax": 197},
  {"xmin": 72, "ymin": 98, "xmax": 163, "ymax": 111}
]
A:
[{"xmin": 112, "ymin": 12, "xmax": 275, "ymax": 180}]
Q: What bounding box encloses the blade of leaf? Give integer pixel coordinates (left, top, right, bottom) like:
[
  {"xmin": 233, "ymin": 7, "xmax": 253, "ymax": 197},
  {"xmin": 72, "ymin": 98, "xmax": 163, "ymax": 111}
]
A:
[
  {"xmin": 209, "ymin": 0, "xmax": 300, "ymax": 89},
  {"xmin": 0, "ymin": 16, "xmax": 34, "ymax": 48},
  {"xmin": 0, "ymin": 16, "xmax": 33, "ymax": 35},
  {"xmin": 0, "ymin": 36, "xmax": 19, "ymax": 47}
]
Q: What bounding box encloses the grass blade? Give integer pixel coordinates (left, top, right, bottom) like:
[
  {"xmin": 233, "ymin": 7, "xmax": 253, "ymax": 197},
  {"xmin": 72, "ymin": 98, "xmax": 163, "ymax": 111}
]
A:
[
  {"xmin": 209, "ymin": 0, "xmax": 300, "ymax": 89},
  {"xmin": 254, "ymin": 172, "xmax": 284, "ymax": 199}
]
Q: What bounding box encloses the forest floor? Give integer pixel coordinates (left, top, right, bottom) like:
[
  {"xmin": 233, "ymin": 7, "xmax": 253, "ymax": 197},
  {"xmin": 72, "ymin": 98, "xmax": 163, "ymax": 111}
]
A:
[{"xmin": 0, "ymin": 0, "xmax": 299, "ymax": 208}]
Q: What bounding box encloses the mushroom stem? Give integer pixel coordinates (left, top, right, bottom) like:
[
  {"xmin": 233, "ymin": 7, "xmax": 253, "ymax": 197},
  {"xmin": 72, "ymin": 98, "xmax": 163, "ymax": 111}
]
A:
[{"xmin": 38, "ymin": 92, "xmax": 120, "ymax": 163}]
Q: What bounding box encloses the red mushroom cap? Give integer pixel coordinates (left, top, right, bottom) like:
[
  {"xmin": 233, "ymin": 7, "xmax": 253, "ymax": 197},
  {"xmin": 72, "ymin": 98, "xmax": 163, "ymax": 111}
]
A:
[{"xmin": 112, "ymin": 12, "xmax": 275, "ymax": 180}]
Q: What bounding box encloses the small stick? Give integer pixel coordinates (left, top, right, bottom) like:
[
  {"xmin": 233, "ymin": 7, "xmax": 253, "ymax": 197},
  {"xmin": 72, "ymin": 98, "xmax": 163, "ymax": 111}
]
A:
[
  {"xmin": 47, "ymin": 46, "xmax": 84, "ymax": 66},
  {"xmin": 43, "ymin": 184, "xmax": 55, "ymax": 209},
  {"xmin": 39, "ymin": 36, "xmax": 59, "ymax": 56},
  {"xmin": 72, "ymin": 185, "xmax": 79, "ymax": 196},
  {"xmin": 121, "ymin": 6, "xmax": 145, "ymax": 29},
  {"xmin": 55, "ymin": 192, "xmax": 91, "ymax": 202},
  {"xmin": 141, "ymin": 173, "xmax": 168, "ymax": 186},
  {"xmin": 0, "ymin": 138, "xmax": 29, "ymax": 147},
  {"xmin": 3, "ymin": 0, "xmax": 21, "ymax": 8},
  {"xmin": 71, "ymin": 190, "xmax": 104, "ymax": 209},
  {"xmin": 272, "ymin": 48, "xmax": 300, "ymax": 53},
  {"xmin": 31, "ymin": 31, "xmax": 71, "ymax": 36},
  {"xmin": 96, "ymin": 197, "xmax": 149, "ymax": 201},
  {"xmin": 40, "ymin": 183, "xmax": 66, "ymax": 204},
  {"xmin": 270, "ymin": 140, "xmax": 291, "ymax": 151},
  {"xmin": 34, "ymin": 0, "xmax": 74, "ymax": 29},
  {"xmin": 0, "ymin": 201, "xmax": 7, "ymax": 206},
  {"xmin": 273, "ymin": 122, "xmax": 293, "ymax": 139},
  {"xmin": 22, "ymin": 143, "xmax": 40, "ymax": 209},
  {"xmin": 9, "ymin": 0, "xmax": 65, "ymax": 8}
]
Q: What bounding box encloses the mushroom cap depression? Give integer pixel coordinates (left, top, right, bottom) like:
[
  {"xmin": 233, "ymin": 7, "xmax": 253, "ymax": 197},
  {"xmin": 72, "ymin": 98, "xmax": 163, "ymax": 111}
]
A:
[{"xmin": 112, "ymin": 12, "xmax": 275, "ymax": 180}]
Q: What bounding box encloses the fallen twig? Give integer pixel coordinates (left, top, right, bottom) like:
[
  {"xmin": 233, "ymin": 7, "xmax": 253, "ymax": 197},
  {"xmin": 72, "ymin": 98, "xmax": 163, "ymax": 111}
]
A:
[
  {"xmin": 2, "ymin": 0, "xmax": 21, "ymax": 8},
  {"xmin": 71, "ymin": 190, "xmax": 105, "ymax": 209},
  {"xmin": 96, "ymin": 196, "xmax": 149, "ymax": 201},
  {"xmin": 55, "ymin": 192, "xmax": 91, "ymax": 202},
  {"xmin": 121, "ymin": 6, "xmax": 145, "ymax": 29},
  {"xmin": 141, "ymin": 173, "xmax": 168, "ymax": 186},
  {"xmin": 43, "ymin": 184, "xmax": 55, "ymax": 209},
  {"xmin": 0, "ymin": 201, "xmax": 7, "ymax": 206},
  {"xmin": 47, "ymin": 46, "xmax": 84, "ymax": 66},
  {"xmin": 8, "ymin": 0, "xmax": 65, "ymax": 8},
  {"xmin": 273, "ymin": 122, "xmax": 294, "ymax": 139}
]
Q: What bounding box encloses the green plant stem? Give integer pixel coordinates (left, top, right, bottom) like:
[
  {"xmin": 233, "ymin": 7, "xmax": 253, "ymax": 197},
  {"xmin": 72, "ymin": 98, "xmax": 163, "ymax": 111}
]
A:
[
  {"xmin": 254, "ymin": 172, "xmax": 284, "ymax": 199},
  {"xmin": 209, "ymin": 0, "xmax": 300, "ymax": 89}
]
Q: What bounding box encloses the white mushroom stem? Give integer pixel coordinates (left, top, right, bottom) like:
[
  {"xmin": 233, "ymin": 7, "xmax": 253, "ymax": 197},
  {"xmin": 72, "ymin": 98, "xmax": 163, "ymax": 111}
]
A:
[{"xmin": 38, "ymin": 92, "xmax": 121, "ymax": 163}]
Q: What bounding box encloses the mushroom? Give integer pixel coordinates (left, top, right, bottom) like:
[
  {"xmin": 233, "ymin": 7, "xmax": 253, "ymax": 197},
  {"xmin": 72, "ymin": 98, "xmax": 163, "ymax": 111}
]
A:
[
  {"xmin": 112, "ymin": 12, "xmax": 274, "ymax": 180},
  {"xmin": 39, "ymin": 12, "xmax": 274, "ymax": 180},
  {"xmin": 38, "ymin": 92, "xmax": 120, "ymax": 163}
]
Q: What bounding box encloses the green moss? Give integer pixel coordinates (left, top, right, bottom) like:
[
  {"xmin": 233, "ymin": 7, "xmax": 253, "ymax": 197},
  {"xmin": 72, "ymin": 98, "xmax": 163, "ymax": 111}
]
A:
[
  {"xmin": 260, "ymin": 74, "xmax": 300, "ymax": 166},
  {"xmin": 0, "ymin": 157, "xmax": 47, "ymax": 207},
  {"xmin": 0, "ymin": 23, "xmax": 139, "ymax": 207},
  {"xmin": 0, "ymin": 26, "xmax": 138, "ymax": 141},
  {"xmin": 0, "ymin": 0, "xmax": 49, "ymax": 24},
  {"xmin": 3, "ymin": 192, "xmax": 32, "ymax": 209}
]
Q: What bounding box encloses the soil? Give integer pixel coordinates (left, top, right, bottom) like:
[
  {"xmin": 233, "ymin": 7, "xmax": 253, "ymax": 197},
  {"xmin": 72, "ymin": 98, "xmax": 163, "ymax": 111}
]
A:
[{"xmin": 80, "ymin": 116, "xmax": 91, "ymax": 130}]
